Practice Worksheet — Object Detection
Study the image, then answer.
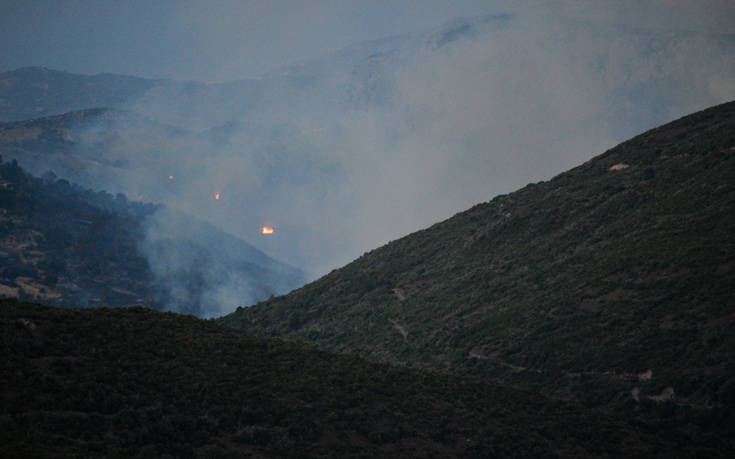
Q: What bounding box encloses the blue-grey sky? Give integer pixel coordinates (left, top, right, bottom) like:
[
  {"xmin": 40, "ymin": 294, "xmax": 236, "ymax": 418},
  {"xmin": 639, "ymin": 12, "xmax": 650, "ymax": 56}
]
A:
[
  {"xmin": 1, "ymin": 0, "xmax": 499, "ymax": 81},
  {"xmin": 3, "ymin": 0, "xmax": 734, "ymax": 82}
]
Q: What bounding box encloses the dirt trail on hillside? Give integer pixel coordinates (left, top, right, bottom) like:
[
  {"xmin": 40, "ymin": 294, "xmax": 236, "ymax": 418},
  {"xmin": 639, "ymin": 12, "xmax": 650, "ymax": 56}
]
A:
[
  {"xmin": 468, "ymin": 350, "xmax": 538, "ymax": 373},
  {"xmin": 389, "ymin": 319, "xmax": 408, "ymax": 342}
]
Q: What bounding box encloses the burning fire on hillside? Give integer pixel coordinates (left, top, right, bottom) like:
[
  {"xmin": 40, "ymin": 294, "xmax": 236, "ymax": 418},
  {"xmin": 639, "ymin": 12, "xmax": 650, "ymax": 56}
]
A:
[{"xmin": 262, "ymin": 226, "xmax": 274, "ymax": 235}]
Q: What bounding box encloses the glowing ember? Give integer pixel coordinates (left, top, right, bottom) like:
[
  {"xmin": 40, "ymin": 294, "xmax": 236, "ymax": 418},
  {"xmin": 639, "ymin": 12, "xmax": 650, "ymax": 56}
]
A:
[
  {"xmin": 215, "ymin": 193, "xmax": 221, "ymax": 200},
  {"xmin": 262, "ymin": 226, "xmax": 274, "ymax": 234},
  {"xmin": 168, "ymin": 175, "xmax": 174, "ymax": 180}
]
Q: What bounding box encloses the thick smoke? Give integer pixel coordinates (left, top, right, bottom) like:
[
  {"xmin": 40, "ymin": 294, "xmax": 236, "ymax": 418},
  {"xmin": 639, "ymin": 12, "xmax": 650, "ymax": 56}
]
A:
[
  {"xmin": 57, "ymin": 4, "xmax": 735, "ymax": 314},
  {"xmin": 139, "ymin": 207, "xmax": 303, "ymax": 317}
]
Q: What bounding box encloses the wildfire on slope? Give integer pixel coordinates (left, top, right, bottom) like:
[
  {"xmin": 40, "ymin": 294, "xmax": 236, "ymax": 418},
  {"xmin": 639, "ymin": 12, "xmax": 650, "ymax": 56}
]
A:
[
  {"xmin": 262, "ymin": 226, "xmax": 274, "ymax": 235},
  {"xmin": 215, "ymin": 193, "xmax": 221, "ymax": 200}
]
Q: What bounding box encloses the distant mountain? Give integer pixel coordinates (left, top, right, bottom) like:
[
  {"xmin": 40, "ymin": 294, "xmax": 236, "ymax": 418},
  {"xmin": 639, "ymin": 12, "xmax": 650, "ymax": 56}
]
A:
[
  {"xmin": 0, "ymin": 157, "xmax": 304, "ymax": 316},
  {"xmin": 5, "ymin": 13, "xmax": 731, "ymax": 133},
  {"xmin": 221, "ymin": 102, "xmax": 735, "ymax": 445},
  {"xmin": 2, "ymin": 299, "xmax": 718, "ymax": 458},
  {"xmin": 0, "ymin": 15, "xmax": 511, "ymax": 126},
  {"xmin": 0, "ymin": 107, "xmax": 197, "ymax": 196},
  {"xmin": 2, "ymin": 13, "xmax": 733, "ymax": 276},
  {"xmin": 0, "ymin": 67, "xmax": 162, "ymax": 123},
  {"xmin": 0, "ymin": 108, "xmax": 342, "ymax": 276}
]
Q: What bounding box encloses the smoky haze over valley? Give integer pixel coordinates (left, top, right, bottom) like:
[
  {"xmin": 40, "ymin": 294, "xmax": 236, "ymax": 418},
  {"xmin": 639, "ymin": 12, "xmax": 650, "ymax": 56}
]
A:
[{"xmin": 2, "ymin": 0, "xmax": 734, "ymax": 315}]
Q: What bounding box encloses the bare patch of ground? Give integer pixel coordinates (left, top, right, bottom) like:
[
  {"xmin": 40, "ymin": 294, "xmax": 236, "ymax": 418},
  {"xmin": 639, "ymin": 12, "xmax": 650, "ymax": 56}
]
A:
[
  {"xmin": 0, "ymin": 283, "xmax": 20, "ymax": 298},
  {"xmin": 392, "ymin": 288, "xmax": 406, "ymax": 301},
  {"xmin": 14, "ymin": 277, "xmax": 62, "ymax": 300},
  {"xmin": 648, "ymin": 387, "xmax": 675, "ymax": 402},
  {"xmin": 111, "ymin": 287, "xmax": 139, "ymax": 297},
  {"xmin": 389, "ymin": 319, "xmax": 408, "ymax": 342}
]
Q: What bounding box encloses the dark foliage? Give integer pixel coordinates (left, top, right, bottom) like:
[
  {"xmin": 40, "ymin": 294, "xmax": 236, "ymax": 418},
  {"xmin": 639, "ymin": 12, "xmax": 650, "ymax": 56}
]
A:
[
  {"xmin": 0, "ymin": 299, "xmax": 714, "ymax": 457},
  {"xmin": 0, "ymin": 157, "xmax": 304, "ymax": 315},
  {"xmin": 222, "ymin": 101, "xmax": 735, "ymax": 447},
  {"xmin": 0, "ymin": 155, "xmax": 158, "ymax": 308}
]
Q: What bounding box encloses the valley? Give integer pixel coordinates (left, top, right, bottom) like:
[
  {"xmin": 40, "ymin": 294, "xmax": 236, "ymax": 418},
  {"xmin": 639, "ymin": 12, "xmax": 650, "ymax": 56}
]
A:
[{"xmin": 1, "ymin": 5, "xmax": 734, "ymax": 456}]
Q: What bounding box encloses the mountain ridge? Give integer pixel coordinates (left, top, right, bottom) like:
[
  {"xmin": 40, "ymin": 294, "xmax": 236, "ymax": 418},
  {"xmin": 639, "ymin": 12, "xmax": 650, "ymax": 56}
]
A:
[
  {"xmin": 0, "ymin": 67, "xmax": 162, "ymax": 123},
  {"xmin": 221, "ymin": 101, "xmax": 735, "ymax": 443}
]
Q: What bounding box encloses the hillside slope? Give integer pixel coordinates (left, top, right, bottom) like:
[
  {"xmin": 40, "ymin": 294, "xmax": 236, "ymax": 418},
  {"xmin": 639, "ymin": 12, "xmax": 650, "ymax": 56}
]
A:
[
  {"xmin": 4, "ymin": 13, "xmax": 734, "ymax": 273},
  {"xmin": 0, "ymin": 299, "xmax": 716, "ymax": 458},
  {"xmin": 0, "ymin": 67, "xmax": 161, "ymax": 123},
  {"xmin": 0, "ymin": 107, "xmax": 196, "ymax": 196},
  {"xmin": 0, "ymin": 158, "xmax": 304, "ymax": 316},
  {"xmin": 222, "ymin": 102, "xmax": 735, "ymax": 440}
]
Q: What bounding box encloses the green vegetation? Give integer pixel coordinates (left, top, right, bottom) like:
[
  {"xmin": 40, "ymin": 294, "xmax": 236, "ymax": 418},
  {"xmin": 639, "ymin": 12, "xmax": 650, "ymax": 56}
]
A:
[
  {"xmin": 0, "ymin": 154, "xmax": 158, "ymax": 308},
  {"xmin": 222, "ymin": 101, "xmax": 735, "ymax": 446},
  {"xmin": 1, "ymin": 299, "xmax": 716, "ymax": 457},
  {"xmin": 0, "ymin": 155, "xmax": 303, "ymax": 316}
]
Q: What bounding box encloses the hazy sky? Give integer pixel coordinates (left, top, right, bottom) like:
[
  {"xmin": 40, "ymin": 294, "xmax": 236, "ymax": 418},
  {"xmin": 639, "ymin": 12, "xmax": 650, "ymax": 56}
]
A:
[
  {"xmin": 3, "ymin": 1, "xmax": 734, "ymax": 82},
  {"xmin": 1, "ymin": 0, "xmax": 500, "ymax": 82}
]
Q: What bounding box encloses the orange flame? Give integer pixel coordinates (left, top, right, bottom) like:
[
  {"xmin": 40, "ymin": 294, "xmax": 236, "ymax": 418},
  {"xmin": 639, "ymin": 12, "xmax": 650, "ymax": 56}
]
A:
[
  {"xmin": 215, "ymin": 193, "xmax": 221, "ymax": 200},
  {"xmin": 168, "ymin": 175, "xmax": 174, "ymax": 180},
  {"xmin": 262, "ymin": 226, "xmax": 274, "ymax": 234}
]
